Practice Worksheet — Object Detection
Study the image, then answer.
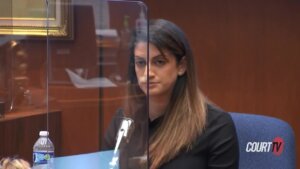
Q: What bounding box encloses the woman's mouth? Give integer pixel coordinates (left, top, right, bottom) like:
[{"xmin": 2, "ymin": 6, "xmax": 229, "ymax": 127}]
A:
[{"xmin": 141, "ymin": 82, "xmax": 159, "ymax": 87}]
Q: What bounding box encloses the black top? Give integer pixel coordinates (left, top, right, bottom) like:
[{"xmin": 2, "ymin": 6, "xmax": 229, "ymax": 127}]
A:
[{"xmin": 102, "ymin": 104, "xmax": 239, "ymax": 169}]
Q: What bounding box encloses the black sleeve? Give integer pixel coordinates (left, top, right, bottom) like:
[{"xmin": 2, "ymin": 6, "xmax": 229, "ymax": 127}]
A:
[
  {"xmin": 101, "ymin": 109, "xmax": 124, "ymax": 150},
  {"xmin": 206, "ymin": 108, "xmax": 239, "ymax": 169}
]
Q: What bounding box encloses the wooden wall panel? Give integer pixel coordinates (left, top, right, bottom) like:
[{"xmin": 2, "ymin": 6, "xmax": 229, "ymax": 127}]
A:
[{"xmin": 143, "ymin": 0, "xmax": 300, "ymax": 164}]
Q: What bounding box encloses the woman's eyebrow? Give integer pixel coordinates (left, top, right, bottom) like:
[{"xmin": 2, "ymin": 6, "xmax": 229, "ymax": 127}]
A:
[
  {"xmin": 134, "ymin": 56, "xmax": 145, "ymax": 59},
  {"xmin": 134, "ymin": 54, "xmax": 167, "ymax": 60},
  {"xmin": 153, "ymin": 54, "xmax": 167, "ymax": 60}
]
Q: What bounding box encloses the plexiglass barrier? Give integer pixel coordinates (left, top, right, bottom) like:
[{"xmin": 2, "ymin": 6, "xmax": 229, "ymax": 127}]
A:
[{"xmin": 0, "ymin": 1, "xmax": 148, "ymax": 169}]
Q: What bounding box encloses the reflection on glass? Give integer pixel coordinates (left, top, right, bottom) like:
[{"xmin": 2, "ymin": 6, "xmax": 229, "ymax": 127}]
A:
[{"xmin": 8, "ymin": 41, "xmax": 31, "ymax": 111}]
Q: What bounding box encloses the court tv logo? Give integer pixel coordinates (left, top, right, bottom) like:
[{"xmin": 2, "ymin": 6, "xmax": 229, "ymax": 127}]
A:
[{"xmin": 245, "ymin": 137, "xmax": 284, "ymax": 156}]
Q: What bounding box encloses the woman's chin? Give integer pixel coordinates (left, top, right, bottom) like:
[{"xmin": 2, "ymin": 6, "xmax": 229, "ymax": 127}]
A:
[{"xmin": 147, "ymin": 89, "xmax": 164, "ymax": 96}]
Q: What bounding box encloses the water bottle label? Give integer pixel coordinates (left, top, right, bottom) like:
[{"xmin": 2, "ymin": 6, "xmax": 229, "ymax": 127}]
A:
[{"xmin": 33, "ymin": 152, "xmax": 54, "ymax": 165}]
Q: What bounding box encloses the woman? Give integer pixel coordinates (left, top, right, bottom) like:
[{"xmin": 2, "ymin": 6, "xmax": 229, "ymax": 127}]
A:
[{"xmin": 102, "ymin": 19, "xmax": 239, "ymax": 169}]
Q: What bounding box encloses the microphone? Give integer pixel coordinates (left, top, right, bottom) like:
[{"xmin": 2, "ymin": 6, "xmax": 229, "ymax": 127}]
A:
[{"xmin": 109, "ymin": 118, "xmax": 134, "ymax": 169}]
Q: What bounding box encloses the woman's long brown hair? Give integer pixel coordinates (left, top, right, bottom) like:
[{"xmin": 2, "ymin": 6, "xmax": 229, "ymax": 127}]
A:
[{"xmin": 127, "ymin": 19, "xmax": 207, "ymax": 169}]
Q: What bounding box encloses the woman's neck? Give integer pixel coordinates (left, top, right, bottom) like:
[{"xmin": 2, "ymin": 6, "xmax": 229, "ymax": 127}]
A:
[{"xmin": 149, "ymin": 96, "xmax": 169, "ymax": 121}]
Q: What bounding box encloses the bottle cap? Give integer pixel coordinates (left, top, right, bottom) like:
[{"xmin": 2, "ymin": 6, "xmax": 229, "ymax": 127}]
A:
[{"xmin": 39, "ymin": 131, "xmax": 49, "ymax": 137}]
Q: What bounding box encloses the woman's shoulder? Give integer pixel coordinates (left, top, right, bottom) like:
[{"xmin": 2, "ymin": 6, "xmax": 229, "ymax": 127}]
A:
[
  {"xmin": 194, "ymin": 103, "xmax": 238, "ymax": 148},
  {"xmin": 191, "ymin": 104, "xmax": 239, "ymax": 164},
  {"xmin": 101, "ymin": 108, "xmax": 124, "ymax": 150},
  {"xmin": 203, "ymin": 104, "xmax": 239, "ymax": 168},
  {"xmin": 206, "ymin": 104, "xmax": 234, "ymax": 128}
]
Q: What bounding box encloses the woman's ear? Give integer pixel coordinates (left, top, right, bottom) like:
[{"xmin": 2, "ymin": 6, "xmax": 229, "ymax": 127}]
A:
[{"xmin": 178, "ymin": 57, "xmax": 187, "ymax": 76}]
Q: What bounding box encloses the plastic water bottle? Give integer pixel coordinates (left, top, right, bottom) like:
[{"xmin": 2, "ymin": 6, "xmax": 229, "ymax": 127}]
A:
[{"xmin": 33, "ymin": 131, "xmax": 55, "ymax": 169}]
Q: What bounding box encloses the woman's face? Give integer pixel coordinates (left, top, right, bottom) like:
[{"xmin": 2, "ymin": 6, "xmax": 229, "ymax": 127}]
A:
[{"xmin": 134, "ymin": 42, "xmax": 186, "ymax": 98}]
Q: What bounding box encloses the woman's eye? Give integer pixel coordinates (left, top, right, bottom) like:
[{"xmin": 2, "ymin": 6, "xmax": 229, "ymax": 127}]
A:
[
  {"xmin": 135, "ymin": 60, "xmax": 146, "ymax": 67},
  {"xmin": 154, "ymin": 59, "xmax": 166, "ymax": 66}
]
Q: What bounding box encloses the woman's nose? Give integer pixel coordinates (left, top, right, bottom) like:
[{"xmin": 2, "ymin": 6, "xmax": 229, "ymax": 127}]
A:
[{"xmin": 143, "ymin": 64, "xmax": 155, "ymax": 78}]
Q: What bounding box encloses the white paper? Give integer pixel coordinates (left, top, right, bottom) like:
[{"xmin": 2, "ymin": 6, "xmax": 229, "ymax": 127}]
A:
[{"xmin": 65, "ymin": 68, "xmax": 117, "ymax": 88}]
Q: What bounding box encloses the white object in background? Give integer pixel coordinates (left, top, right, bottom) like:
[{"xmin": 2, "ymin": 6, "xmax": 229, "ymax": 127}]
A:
[
  {"xmin": 65, "ymin": 68, "xmax": 116, "ymax": 88},
  {"xmin": 96, "ymin": 29, "xmax": 118, "ymax": 37}
]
